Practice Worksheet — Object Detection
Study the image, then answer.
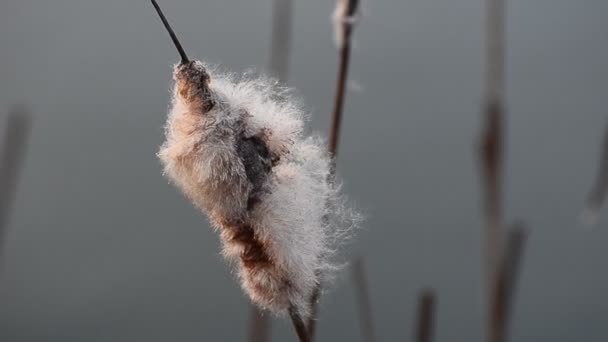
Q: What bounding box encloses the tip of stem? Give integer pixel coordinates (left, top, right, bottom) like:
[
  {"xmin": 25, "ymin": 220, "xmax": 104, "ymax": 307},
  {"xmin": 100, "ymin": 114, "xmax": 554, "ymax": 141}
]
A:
[{"xmin": 150, "ymin": 0, "xmax": 189, "ymax": 64}]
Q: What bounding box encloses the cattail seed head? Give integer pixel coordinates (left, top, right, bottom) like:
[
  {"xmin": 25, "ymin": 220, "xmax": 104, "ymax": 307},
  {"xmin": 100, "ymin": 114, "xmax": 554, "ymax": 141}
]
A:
[
  {"xmin": 152, "ymin": 0, "xmax": 360, "ymax": 319},
  {"xmin": 158, "ymin": 61, "xmax": 361, "ymax": 318}
]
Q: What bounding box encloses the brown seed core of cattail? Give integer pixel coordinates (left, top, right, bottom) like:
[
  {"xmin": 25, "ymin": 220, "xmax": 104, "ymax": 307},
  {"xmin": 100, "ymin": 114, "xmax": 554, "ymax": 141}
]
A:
[{"xmin": 229, "ymin": 224, "xmax": 272, "ymax": 268}]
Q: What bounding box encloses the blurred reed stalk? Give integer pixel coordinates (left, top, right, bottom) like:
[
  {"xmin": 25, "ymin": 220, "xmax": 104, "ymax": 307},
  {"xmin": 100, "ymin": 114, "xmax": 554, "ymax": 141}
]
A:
[
  {"xmin": 247, "ymin": 1, "xmax": 296, "ymax": 340},
  {"xmin": 351, "ymin": 257, "xmax": 376, "ymax": 342},
  {"xmin": 491, "ymin": 223, "xmax": 526, "ymax": 342},
  {"xmin": 308, "ymin": 0, "xmax": 360, "ymax": 338},
  {"xmin": 480, "ymin": 0, "xmax": 505, "ymax": 274},
  {"xmin": 307, "ymin": 278, "xmax": 321, "ymax": 339},
  {"xmin": 248, "ymin": 306, "xmax": 270, "ymax": 342},
  {"xmin": 327, "ymin": 0, "xmax": 358, "ymax": 157},
  {"xmin": 415, "ymin": 289, "xmax": 436, "ymax": 342},
  {"xmin": 479, "ymin": 0, "xmax": 527, "ymax": 341},
  {"xmin": 582, "ymin": 121, "xmax": 608, "ymax": 224},
  {"xmin": 478, "ymin": 0, "xmax": 505, "ymax": 341},
  {"xmin": 0, "ymin": 105, "xmax": 31, "ymax": 261},
  {"xmin": 268, "ymin": 0, "xmax": 293, "ymax": 83}
]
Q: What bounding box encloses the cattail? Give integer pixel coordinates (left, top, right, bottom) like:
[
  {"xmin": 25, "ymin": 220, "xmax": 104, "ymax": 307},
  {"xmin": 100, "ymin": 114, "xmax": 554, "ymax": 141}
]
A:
[{"xmin": 150, "ymin": 0, "xmax": 359, "ymax": 324}]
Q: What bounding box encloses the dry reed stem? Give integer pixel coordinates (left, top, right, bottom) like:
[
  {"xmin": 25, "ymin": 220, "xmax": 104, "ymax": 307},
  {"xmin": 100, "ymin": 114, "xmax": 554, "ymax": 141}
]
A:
[
  {"xmin": 307, "ymin": 1, "xmax": 359, "ymax": 338},
  {"xmin": 249, "ymin": 305, "xmax": 270, "ymax": 342},
  {"xmin": 327, "ymin": 33, "xmax": 352, "ymax": 157},
  {"xmin": 0, "ymin": 105, "xmax": 31, "ymax": 260},
  {"xmin": 491, "ymin": 223, "xmax": 526, "ymax": 342},
  {"xmin": 268, "ymin": 0, "xmax": 293, "ymax": 83},
  {"xmin": 480, "ymin": 3, "xmax": 528, "ymax": 341},
  {"xmin": 289, "ymin": 306, "xmax": 311, "ymax": 342},
  {"xmin": 415, "ymin": 288, "xmax": 436, "ymax": 342},
  {"xmin": 307, "ymin": 287, "xmax": 321, "ymax": 339},
  {"xmin": 479, "ymin": 0, "xmax": 506, "ymax": 341},
  {"xmin": 582, "ymin": 122, "xmax": 608, "ymax": 224},
  {"xmin": 351, "ymin": 257, "xmax": 375, "ymax": 342},
  {"xmin": 327, "ymin": 14, "xmax": 355, "ymax": 157},
  {"xmin": 479, "ymin": 99, "xmax": 503, "ymax": 342}
]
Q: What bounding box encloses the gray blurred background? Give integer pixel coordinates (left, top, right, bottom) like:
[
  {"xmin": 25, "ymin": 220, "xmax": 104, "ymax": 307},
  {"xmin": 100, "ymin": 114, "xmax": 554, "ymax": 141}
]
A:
[{"xmin": 1, "ymin": 0, "xmax": 607, "ymax": 341}]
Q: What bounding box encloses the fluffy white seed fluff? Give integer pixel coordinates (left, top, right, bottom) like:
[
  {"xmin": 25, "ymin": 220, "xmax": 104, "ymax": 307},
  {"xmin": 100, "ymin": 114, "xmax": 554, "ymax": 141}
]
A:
[{"xmin": 158, "ymin": 61, "xmax": 360, "ymax": 318}]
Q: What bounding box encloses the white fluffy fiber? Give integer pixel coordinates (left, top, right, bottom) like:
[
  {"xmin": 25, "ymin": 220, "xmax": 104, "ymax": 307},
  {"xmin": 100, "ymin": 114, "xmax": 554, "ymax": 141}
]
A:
[
  {"xmin": 160, "ymin": 62, "xmax": 360, "ymax": 317},
  {"xmin": 212, "ymin": 66, "xmax": 360, "ymax": 316}
]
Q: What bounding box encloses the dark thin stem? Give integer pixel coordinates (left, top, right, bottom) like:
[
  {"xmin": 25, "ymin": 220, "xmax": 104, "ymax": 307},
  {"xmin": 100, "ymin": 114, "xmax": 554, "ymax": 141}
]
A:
[
  {"xmin": 327, "ymin": 25, "xmax": 353, "ymax": 158},
  {"xmin": 307, "ymin": 286, "xmax": 321, "ymax": 339},
  {"xmin": 492, "ymin": 223, "xmax": 527, "ymax": 342},
  {"xmin": 583, "ymin": 121, "xmax": 608, "ymax": 224},
  {"xmin": 150, "ymin": 0, "xmax": 189, "ymax": 64},
  {"xmin": 289, "ymin": 306, "xmax": 310, "ymax": 342},
  {"xmin": 248, "ymin": 305, "xmax": 270, "ymax": 342},
  {"xmin": 352, "ymin": 257, "xmax": 375, "ymax": 342},
  {"xmin": 268, "ymin": 0, "xmax": 293, "ymax": 82},
  {"xmin": 479, "ymin": 99, "xmax": 503, "ymax": 342},
  {"xmin": 0, "ymin": 105, "xmax": 31, "ymax": 260},
  {"xmin": 479, "ymin": 0, "xmax": 506, "ymax": 341},
  {"xmin": 502, "ymin": 224, "xmax": 526, "ymax": 321},
  {"xmin": 415, "ymin": 289, "xmax": 436, "ymax": 342}
]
